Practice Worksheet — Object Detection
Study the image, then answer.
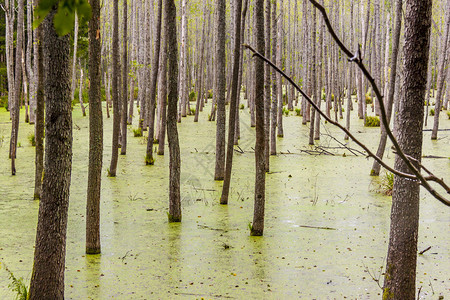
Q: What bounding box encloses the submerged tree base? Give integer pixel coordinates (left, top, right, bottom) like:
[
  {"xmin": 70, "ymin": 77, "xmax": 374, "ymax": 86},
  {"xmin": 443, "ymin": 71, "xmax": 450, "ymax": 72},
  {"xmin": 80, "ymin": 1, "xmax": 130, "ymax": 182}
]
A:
[
  {"xmin": 85, "ymin": 248, "xmax": 101, "ymax": 255},
  {"xmin": 167, "ymin": 213, "xmax": 181, "ymax": 223}
]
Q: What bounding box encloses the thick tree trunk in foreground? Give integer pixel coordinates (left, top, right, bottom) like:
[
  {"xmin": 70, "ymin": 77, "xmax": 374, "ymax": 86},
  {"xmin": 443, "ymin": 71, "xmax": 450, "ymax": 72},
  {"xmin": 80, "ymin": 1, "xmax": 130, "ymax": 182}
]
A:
[
  {"xmin": 220, "ymin": 0, "xmax": 242, "ymax": 205},
  {"xmin": 109, "ymin": 0, "xmax": 121, "ymax": 177},
  {"xmin": 165, "ymin": 0, "xmax": 181, "ymax": 222},
  {"xmin": 383, "ymin": 0, "xmax": 432, "ymax": 298},
  {"xmin": 251, "ymin": 0, "xmax": 265, "ymax": 236},
  {"xmin": 214, "ymin": 0, "xmax": 226, "ymax": 181},
  {"xmin": 86, "ymin": 0, "xmax": 103, "ymax": 255},
  {"xmin": 29, "ymin": 8, "xmax": 72, "ymax": 299}
]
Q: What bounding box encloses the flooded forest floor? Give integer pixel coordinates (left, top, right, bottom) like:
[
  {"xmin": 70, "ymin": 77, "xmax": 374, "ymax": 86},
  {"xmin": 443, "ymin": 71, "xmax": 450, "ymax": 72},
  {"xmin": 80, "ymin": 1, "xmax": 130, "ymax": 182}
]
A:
[{"xmin": 0, "ymin": 98, "xmax": 449, "ymax": 299}]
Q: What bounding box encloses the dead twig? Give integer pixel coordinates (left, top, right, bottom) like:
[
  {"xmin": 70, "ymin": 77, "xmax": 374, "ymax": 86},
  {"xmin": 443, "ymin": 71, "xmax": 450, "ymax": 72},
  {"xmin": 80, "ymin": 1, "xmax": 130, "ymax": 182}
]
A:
[
  {"xmin": 307, "ymin": 0, "xmax": 449, "ymax": 206},
  {"xmin": 418, "ymin": 246, "xmax": 432, "ymax": 255},
  {"xmin": 242, "ymin": 4, "xmax": 449, "ymax": 206}
]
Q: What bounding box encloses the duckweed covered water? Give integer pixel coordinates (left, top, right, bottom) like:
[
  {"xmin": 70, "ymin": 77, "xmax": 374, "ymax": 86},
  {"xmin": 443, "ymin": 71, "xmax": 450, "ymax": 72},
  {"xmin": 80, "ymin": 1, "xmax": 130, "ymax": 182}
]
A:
[{"xmin": 0, "ymin": 100, "xmax": 449, "ymax": 299}]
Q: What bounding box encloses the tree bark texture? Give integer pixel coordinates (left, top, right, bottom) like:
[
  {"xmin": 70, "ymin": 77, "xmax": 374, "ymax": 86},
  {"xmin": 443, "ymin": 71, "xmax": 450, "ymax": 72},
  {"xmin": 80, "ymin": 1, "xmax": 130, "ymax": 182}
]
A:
[
  {"xmin": 251, "ymin": 0, "xmax": 266, "ymax": 236},
  {"xmin": 214, "ymin": 0, "xmax": 226, "ymax": 181},
  {"xmin": 220, "ymin": 0, "xmax": 242, "ymax": 205},
  {"xmin": 86, "ymin": 0, "xmax": 103, "ymax": 255},
  {"xmin": 431, "ymin": 0, "xmax": 450, "ymax": 139},
  {"xmin": 121, "ymin": 0, "xmax": 128, "ymax": 155},
  {"xmin": 10, "ymin": 0, "xmax": 24, "ymax": 175},
  {"xmin": 29, "ymin": 8, "xmax": 72, "ymax": 299},
  {"xmin": 33, "ymin": 19, "xmax": 45, "ymax": 200},
  {"xmin": 383, "ymin": 0, "xmax": 432, "ymax": 298},
  {"xmin": 109, "ymin": 0, "xmax": 121, "ymax": 177},
  {"xmin": 165, "ymin": 0, "xmax": 182, "ymax": 222},
  {"xmin": 146, "ymin": 0, "xmax": 163, "ymax": 164}
]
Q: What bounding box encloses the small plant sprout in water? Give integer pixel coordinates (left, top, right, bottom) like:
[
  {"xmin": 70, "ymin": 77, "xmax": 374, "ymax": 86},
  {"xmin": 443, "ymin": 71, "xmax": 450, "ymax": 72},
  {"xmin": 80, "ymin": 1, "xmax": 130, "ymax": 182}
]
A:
[
  {"xmin": 190, "ymin": 107, "xmax": 196, "ymax": 115},
  {"xmin": 282, "ymin": 107, "xmax": 289, "ymax": 116},
  {"xmin": 429, "ymin": 108, "xmax": 435, "ymax": 116},
  {"xmin": 133, "ymin": 127, "xmax": 143, "ymax": 137},
  {"xmin": 295, "ymin": 107, "xmax": 301, "ymax": 116},
  {"xmin": 379, "ymin": 171, "xmax": 394, "ymax": 196},
  {"xmin": 2, "ymin": 262, "xmax": 28, "ymax": 300},
  {"xmin": 28, "ymin": 133, "xmax": 36, "ymax": 146},
  {"xmin": 364, "ymin": 116, "xmax": 380, "ymax": 127},
  {"xmin": 240, "ymin": 104, "xmax": 245, "ymax": 110}
]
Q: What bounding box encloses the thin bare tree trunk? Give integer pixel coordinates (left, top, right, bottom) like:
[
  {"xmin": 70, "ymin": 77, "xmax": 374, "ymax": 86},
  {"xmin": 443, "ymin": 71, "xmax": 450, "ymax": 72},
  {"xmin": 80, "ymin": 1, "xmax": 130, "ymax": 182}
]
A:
[
  {"xmin": 179, "ymin": 0, "xmax": 188, "ymax": 119},
  {"xmin": 165, "ymin": 0, "xmax": 181, "ymax": 222},
  {"xmin": 431, "ymin": 0, "xmax": 450, "ymax": 140},
  {"xmin": 33, "ymin": 16, "xmax": 44, "ymax": 200},
  {"xmin": 10, "ymin": 0, "xmax": 24, "ymax": 175},
  {"xmin": 270, "ymin": 0, "xmax": 277, "ymax": 154},
  {"xmin": 108, "ymin": 0, "xmax": 121, "ymax": 177},
  {"xmin": 371, "ymin": 0, "xmax": 402, "ymax": 176},
  {"xmin": 250, "ymin": 0, "xmax": 266, "ymax": 236},
  {"xmin": 214, "ymin": 0, "xmax": 226, "ymax": 181},
  {"xmin": 121, "ymin": 0, "xmax": 128, "ymax": 155},
  {"xmin": 276, "ymin": 0, "xmax": 284, "ymax": 138},
  {"xmin": 146, "ymin": 0, "xmax": 163, "ymax": 164},
  {"xmin": 70, "ymin": 13, "xmax": 79, "ymax": 102},
  {"xmin": 78, "ymin": 60, "xmax": 86, "ymax": 116},
  {"xmin": 220, "ymin": 0, "xmax": 243, "ymax": 205},
  {"xmin": 308, "ymin": 5, "xmax": 317, "ymax": 145},
  {"xmin": 86, "ymin": 0, "xmax": 103, "ymax": 255},
  {"xmin": 264, "ymin": 0, "xmax": 271, "ymax": 170}
]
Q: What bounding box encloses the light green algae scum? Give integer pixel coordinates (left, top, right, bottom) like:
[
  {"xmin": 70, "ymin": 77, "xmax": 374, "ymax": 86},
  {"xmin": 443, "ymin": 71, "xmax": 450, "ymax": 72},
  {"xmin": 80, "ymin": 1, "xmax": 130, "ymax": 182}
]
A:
[{"xmin": 0, "ymin": 100, "xmax": 448, "ymax": 299}]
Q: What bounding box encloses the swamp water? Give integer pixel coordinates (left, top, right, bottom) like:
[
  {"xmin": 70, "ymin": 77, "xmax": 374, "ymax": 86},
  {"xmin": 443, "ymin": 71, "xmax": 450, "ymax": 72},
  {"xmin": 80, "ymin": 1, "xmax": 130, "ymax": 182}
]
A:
[{"xmin": 0, "ymin": 101, "xmax": 448, "ymax": 299}]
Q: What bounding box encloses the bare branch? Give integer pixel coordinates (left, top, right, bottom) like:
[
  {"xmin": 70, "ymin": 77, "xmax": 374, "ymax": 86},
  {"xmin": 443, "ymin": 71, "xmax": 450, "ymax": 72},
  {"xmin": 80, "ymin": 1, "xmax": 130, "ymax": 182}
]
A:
[
  {"xmin": 243, "ymin": 42, "xmax": 449, "ymax": 206},
  {"xmin": 308, "ymin": 0, "xmax": 450, "ymax": 206}
]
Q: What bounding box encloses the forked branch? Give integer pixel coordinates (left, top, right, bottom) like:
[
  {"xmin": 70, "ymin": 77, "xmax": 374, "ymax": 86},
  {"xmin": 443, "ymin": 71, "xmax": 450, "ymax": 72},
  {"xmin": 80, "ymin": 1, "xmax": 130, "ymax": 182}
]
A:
[{"xmin": 243, "ymin": 36, "xmax": 449, "ymax": 206}]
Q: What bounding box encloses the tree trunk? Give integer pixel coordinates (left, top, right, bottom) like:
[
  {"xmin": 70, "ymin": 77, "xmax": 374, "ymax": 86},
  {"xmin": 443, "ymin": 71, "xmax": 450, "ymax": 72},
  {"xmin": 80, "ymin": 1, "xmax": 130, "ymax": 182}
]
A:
[
  {"xmin": 270, "ymin": 0, "xmax": 277, "ymax": 155},
  {"xmin": 29, "ymin": 8, "xmax": 72, "ymax": 299},
  {"xmin": 27, "ymin": 0, "xmax": 35, "ymax": 124},
  {"xmin": 308, "ymin": 5, "xmax": 317, "ymax": 145},
  {"xmin": 250, "ymin": 0, "xmax": 265, "ymax": 236},
  {"xmin": 146, "ymin": 0, "xmax": 163, "ymax": 165},
  {"xmin": 78, "ymin": 60, "xmax": 86, "ymax": 116},
  {"xmin": 383, "ymin": 0, "xmax": 432, "ymax": 298},
  {"xmin": 314, "ymin": 0, "xmax": 324, "ymax": 141},
  {"xmin": 276, "ymin": 0, "xmax": 284, "ymax": 138},
  {"xmin": 10, "ymin": 0, "xmax": 24, "ymax": 175},
  {"xmin": 220, "ymin": 0, "xmax": 243, "ymax": 205},
  {"xmin": 70, "ymin": 13, "xmax": 79, "ymax": 102},
  {"xmin": 121, "ymin": 0, "xmax": 128, "ymax": 155},
  {"xmin": 86, "ymin": 0, "xmax": 103, "ymax": 255},
  {"xmin": 33, "ymin": 17, "xmax": 45, "ymax": 200},
  {"xmin": 214, "ymin": 0, "xmax": 226, "ymax": 181},
  {"xmin": 371, "ymin": 0, "xmax": 402, "ymax": 176},
  {"xmin": 108, "ymin": 0, "xmax": 121, "ymax": 177},
  {"xmin": 264, "ymin": 0, "xmax": 271, "ymax": 170},
  {"xmin": 431, "ymin": 0, "xmax": 450, "ymax": 140},
  {"xmin": 165, "ymin": 0, "xmax": 181, "ymax": 222},
  {"xmin": 179, "ymin": 0, "xmax": 188, "ymax": 119},
  {"xmin": 157, "ymin": 8, "xmax": 169, "ymax": 155}
]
